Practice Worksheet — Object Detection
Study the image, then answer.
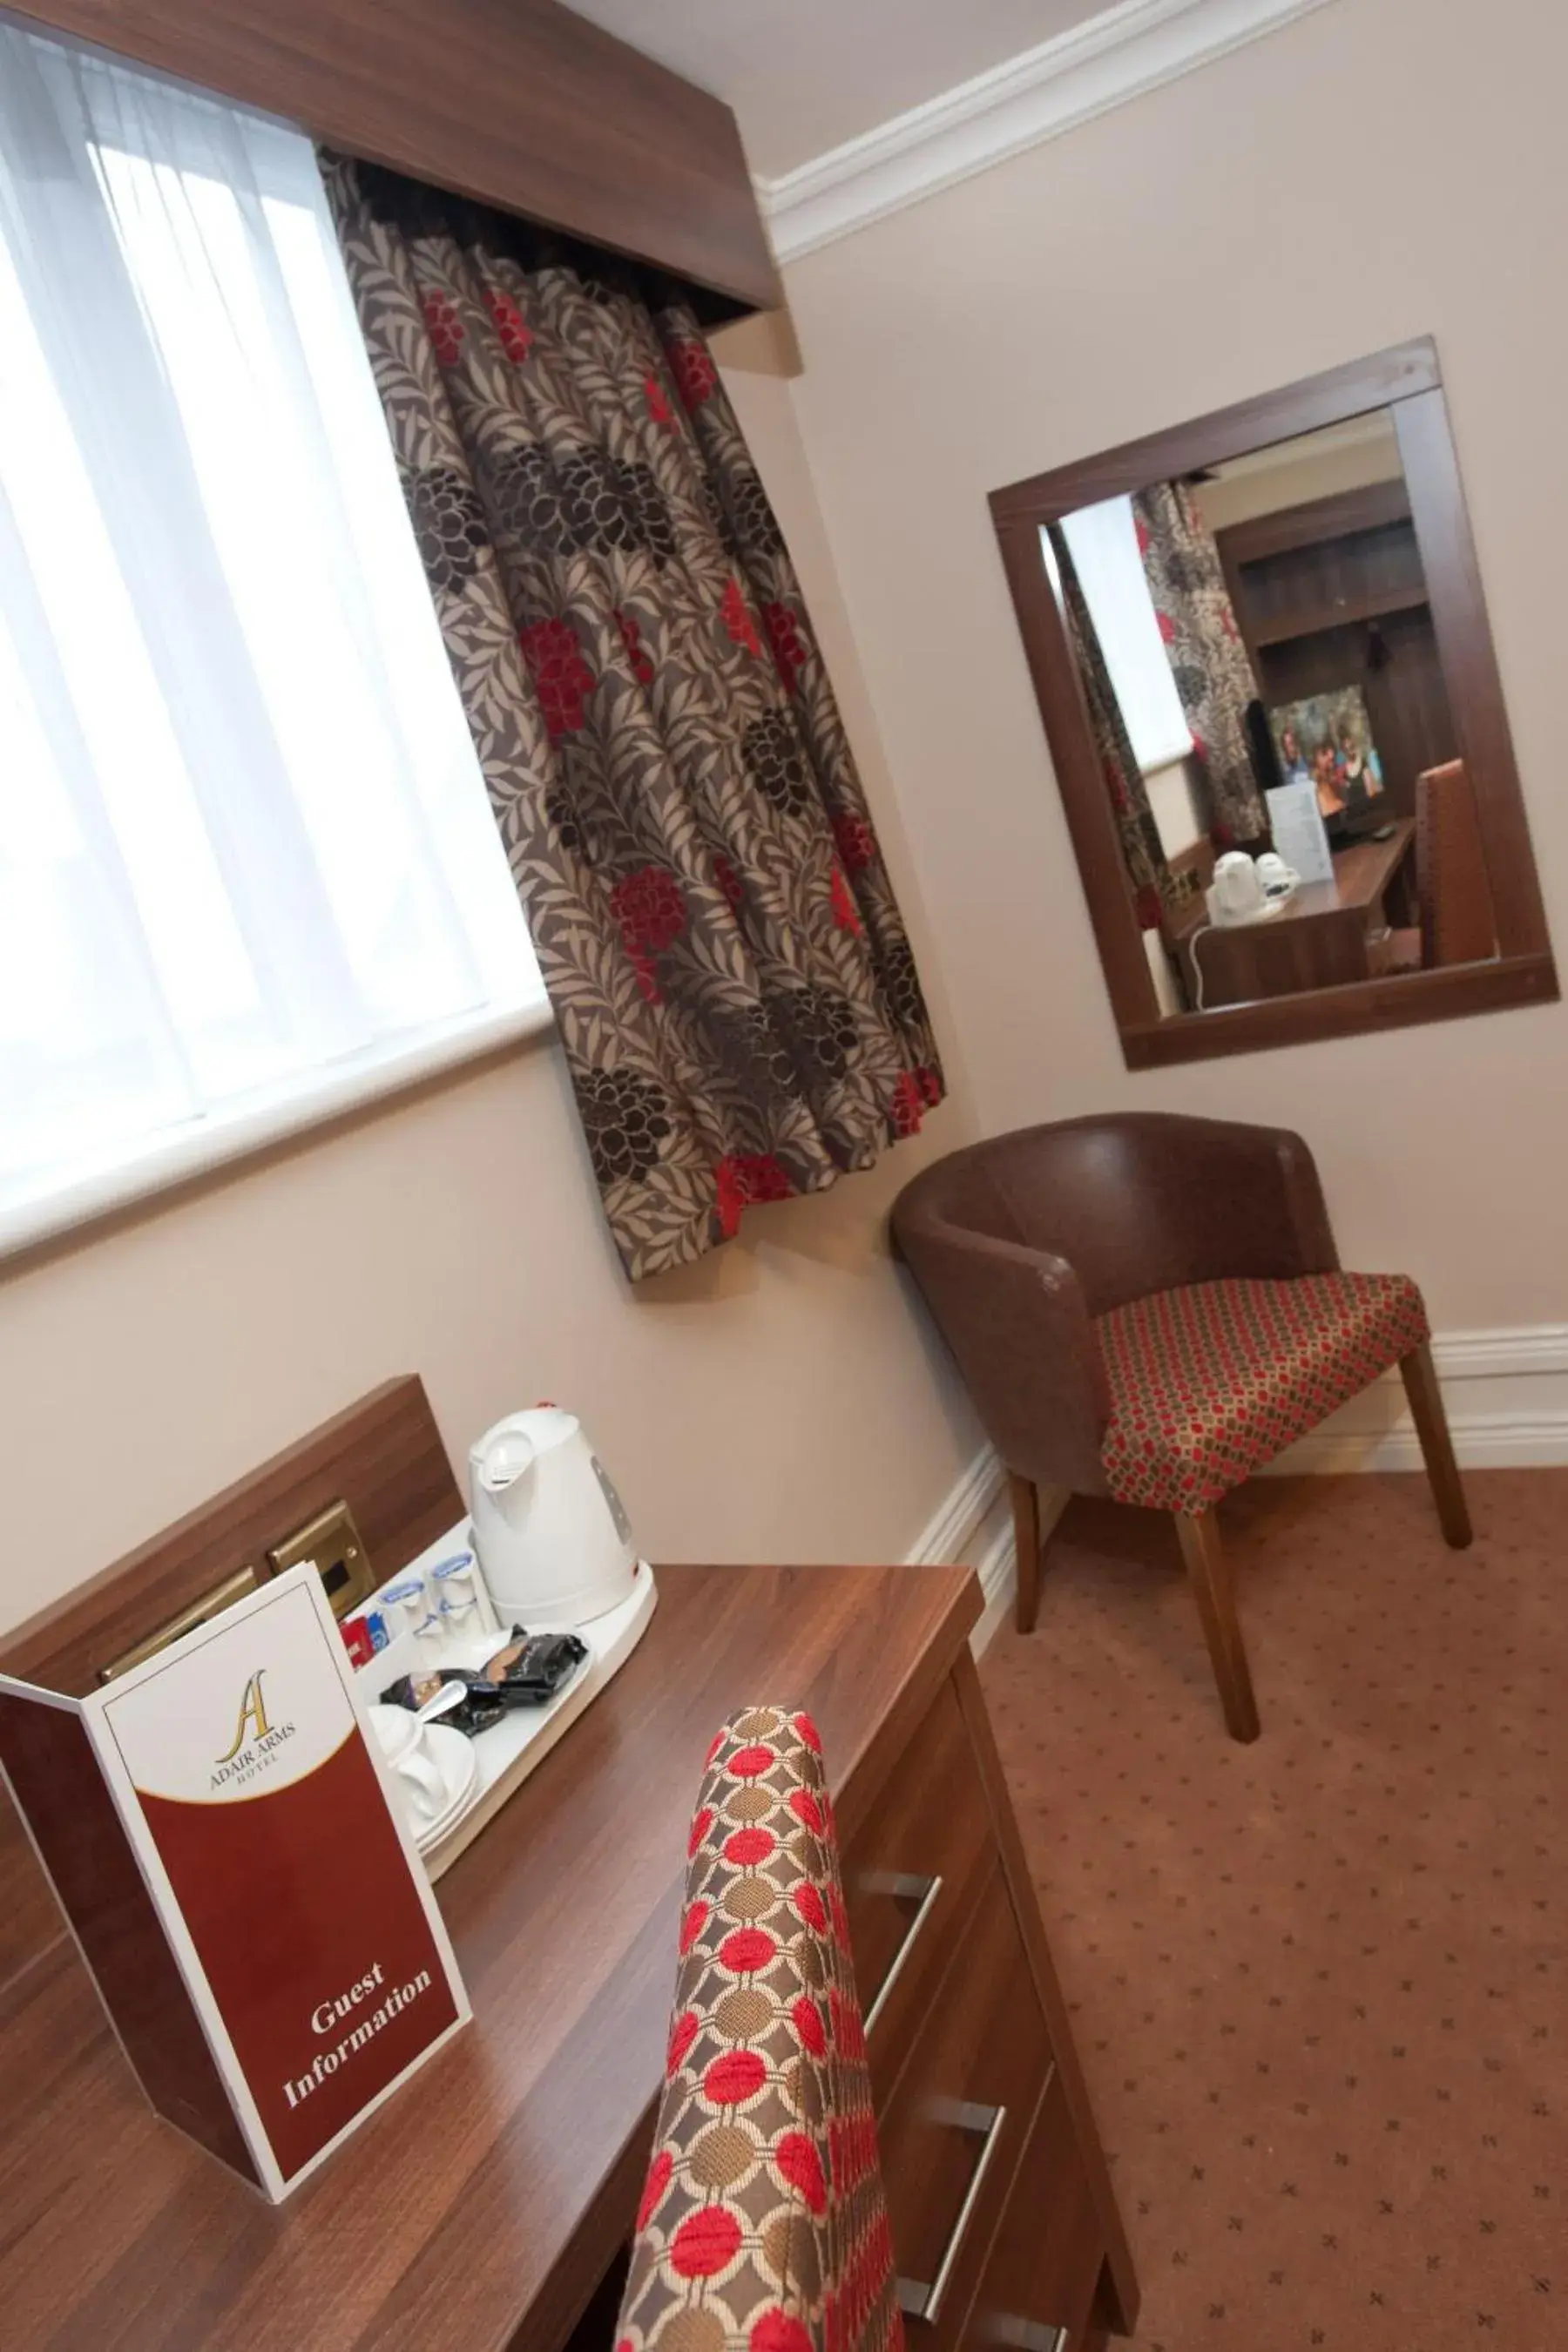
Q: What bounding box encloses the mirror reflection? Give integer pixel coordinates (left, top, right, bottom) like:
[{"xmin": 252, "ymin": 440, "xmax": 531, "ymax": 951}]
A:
[{"xmin": 1044, "ymin": 409, "xmax": 1494, "ymax": 1017}]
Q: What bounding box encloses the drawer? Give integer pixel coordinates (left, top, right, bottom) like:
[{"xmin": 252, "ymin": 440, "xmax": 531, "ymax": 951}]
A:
[
  {"xmin": 841, "ymin": 1673, "xmax": 997, "ymax": 2104},
  {"xmin": 960, "ymin": 2071, "xmax": 1105, "ymax": 2352},
  {"xmin": 880, "ymin": 1863, "xmax": 1052, "ymax": 2349}
]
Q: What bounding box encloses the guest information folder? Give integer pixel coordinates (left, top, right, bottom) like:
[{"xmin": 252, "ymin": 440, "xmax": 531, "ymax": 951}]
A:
[
  {"xmin": 0, "ymin": 1563, "xmax": 470, "ymax": 2202},
  {"xmin": 1265, "ymin": 777, "xmax": 1335, "ymax": 886}
]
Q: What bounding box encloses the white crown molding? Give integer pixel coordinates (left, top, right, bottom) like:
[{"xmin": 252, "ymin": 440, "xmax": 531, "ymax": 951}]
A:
[{"xmin": 760, "ymin": 0, "xmax": 1340, "ymax": 265}]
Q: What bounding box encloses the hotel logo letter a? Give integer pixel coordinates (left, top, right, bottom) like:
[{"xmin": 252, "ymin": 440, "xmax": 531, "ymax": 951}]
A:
[{"xmin": 217, "ymin": 1670, "xmax": 270, "ymax": 1763}]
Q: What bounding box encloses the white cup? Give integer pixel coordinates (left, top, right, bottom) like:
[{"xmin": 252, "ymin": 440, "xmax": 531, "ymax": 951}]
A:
[
  {"xmin": 1255, "ymin": 851, "xmax": 1297, "ymax": 899},
  {"xmin": 433, "ymin": 1548, "xmax": 497, "ymax": 1639},
  {"xmin": 367, "ymin": 1703, "xmax": 447, "ymax": 1820},
  {"xmin": 381, "ymin": 1578, "xmax": 428, "ymax": 1636}
]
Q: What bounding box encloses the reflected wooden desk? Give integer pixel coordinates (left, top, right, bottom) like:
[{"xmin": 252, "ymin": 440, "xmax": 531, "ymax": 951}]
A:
[{"xmin": 1177, "ymin": 819, "xmax": 1416, "ymax": 1009}]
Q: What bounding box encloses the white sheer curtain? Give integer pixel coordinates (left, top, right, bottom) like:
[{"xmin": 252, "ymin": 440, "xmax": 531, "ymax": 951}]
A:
[
  {"xmin": 0, "ymin": 24, "xmax": 540, "ymax": 1218},
  {"xmin": 1055, "ymin": 496, "xmax": 1195, "ymax": 774}
]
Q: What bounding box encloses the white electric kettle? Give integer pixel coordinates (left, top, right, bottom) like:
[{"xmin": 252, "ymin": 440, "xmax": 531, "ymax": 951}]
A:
[
  {"xmin": 1206, "ymin": 849, "xmax": 1267, "ymax": 927},
  {"xmin": 468, "ymin": 1407, "xmax": 639, "ymax": 1627},
  {"xmin": 1206, "ymin": 849, "xmax": 1300, "ymax": 929}
]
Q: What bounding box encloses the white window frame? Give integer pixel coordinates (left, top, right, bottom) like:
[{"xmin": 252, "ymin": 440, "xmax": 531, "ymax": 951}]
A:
[
  {"xmin": 1, "ymin": 997, "xmax": 553, "ymax": 1262},
  {"xmin": 1046, "ymin": 498, "xmax": 1196, "ymax": 776},
  {"xmin": 0, "ymin": 30, "xmax": 555, "ymax": 1264}
]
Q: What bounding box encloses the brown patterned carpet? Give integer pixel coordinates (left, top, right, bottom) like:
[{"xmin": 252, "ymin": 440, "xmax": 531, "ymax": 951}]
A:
[{"xmin": 979, "ymin": 1469, "xmax": 1563, "ymax": 2352}]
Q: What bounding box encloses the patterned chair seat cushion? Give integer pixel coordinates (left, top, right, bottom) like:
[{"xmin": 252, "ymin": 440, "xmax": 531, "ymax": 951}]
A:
[{"xmin": 1096, "ymin": 1272, "xmax": 1430, "ymax": 1515}]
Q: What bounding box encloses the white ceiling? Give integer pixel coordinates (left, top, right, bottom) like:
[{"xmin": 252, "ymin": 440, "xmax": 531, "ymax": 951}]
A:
[{"xmin": 561, "ymin": 0, "xmax": 1107, "ymax": 179}]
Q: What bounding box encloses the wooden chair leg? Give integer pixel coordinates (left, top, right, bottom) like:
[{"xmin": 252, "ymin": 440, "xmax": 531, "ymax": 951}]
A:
[
  {"xmin": 1174, "ymin": 1510, "xmax": 1260, "ymax": 1744},
  {"xmin": 1399, "ymin": 1341, "xmax": 1473, "ymax": 1548},
  {"xmin": 1010, "ymin": 1471, "xmax": 1043, "ymax": 1634}
]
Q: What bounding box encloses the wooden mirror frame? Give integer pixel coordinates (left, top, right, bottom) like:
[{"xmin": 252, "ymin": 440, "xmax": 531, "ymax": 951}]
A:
[{"xmin": 989, "ymin": 339, "xmax": 1558, "ymax": 1067}]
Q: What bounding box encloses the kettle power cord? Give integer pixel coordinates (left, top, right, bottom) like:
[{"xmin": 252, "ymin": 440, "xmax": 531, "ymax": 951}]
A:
[
  {"xmin": 1187, "ymin": 921, "xmax": 1213, "ymax": 1012},
  {"xmin": 1187, "ymin": 878, "xmax": 1296, "ymax": 1013}
]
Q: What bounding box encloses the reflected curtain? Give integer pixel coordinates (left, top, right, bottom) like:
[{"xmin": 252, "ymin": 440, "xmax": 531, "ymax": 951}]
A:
[
  {"xmin": 323, "ymin": 157, "xmax": 943, "ymax": 1281},
  {"xmin": 1133, "ymin": 482, "xmax": 1267, "ymax": 845},
  {"xmin": 1049, "ymin": 526, "xmax": 1182, "ymax": 938}
]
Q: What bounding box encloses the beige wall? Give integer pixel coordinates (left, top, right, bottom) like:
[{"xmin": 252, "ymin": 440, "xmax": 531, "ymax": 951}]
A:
[
  {"xmin": 780, "ymin": 0, "xmax": 1568, "ymax": 1335},
  {"xmin": 0, "ymin": 368, "xmax": 983, "ymax": 1639}
]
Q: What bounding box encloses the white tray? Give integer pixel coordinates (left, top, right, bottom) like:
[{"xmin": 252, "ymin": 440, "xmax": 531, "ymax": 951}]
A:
[{"xmin": 353, "ymin": 1519, "xmax": 657, "ymax": 1882}]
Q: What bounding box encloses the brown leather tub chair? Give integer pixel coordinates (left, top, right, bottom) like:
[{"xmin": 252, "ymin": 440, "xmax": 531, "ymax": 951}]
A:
[{"xmin": 893, "ymin": 1113, "xmax": 1470, "ymax": 1741}]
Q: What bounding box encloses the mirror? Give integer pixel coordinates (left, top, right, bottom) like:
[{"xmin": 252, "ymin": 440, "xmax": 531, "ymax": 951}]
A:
[{"xmin": 990, "ymin": 341, "xmax": 1558, "ymax": 1066}]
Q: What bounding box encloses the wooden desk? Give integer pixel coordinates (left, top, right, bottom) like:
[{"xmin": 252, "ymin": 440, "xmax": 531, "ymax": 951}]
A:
[
  {"xmin": 1178, "ymin": 819, "xmax": 1416, "ymax": 1009},
  {"xmin": 0, "ymin": 1387, "xmax": 1137, "ymax": 2352}
]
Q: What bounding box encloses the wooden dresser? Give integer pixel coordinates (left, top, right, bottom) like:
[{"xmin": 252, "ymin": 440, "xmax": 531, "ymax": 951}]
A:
[
  {"xmin": 0, "ymin": 1381, "xmax": 1136, "ymax": 2351},
  {"xmin": 1171, "ymin": 820, "xmax": 1417, "ymax": 1006}
]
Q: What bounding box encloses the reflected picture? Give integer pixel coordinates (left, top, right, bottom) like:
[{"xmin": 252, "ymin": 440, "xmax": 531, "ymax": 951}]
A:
[{"xmin": 1267, "ymin": 687, "xmax": 1385, "ymax": 828}]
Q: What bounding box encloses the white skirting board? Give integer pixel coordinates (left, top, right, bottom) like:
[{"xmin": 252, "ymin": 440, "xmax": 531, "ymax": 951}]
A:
[
  {"xmin": 1266, "ymin": 1323, "xmax": 1568, "ymax": 1473},
  {"xmin": 904, "ymin": 1324, "xmax": 1568, "ymax": 1654},
  {"xmin": 904, "ymin": 1448, "xmax": 1012, "ymax": 1659}
]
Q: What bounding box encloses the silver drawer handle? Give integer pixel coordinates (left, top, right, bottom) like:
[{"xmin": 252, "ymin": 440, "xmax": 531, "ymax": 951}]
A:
[
  {"xmin": 862, "ymin": 1871, "xmax": 943, "ymax": 2035},
  {"xmin": 992, "ymin": 2325, "xmax": 1070, "ymax": 2351},
  {"xmin": 896, "ymin": 2099, "xmax": 1008, "ymax": 2328}
]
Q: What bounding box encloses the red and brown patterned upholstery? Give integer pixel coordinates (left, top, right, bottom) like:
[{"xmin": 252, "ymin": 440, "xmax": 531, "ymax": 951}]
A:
[
  {"xmin": 1097, "ymin": 1271, "xmax": 1430, "ymax": 1513},
  {"xmin": 618, "ymin": 1707, "xmax": 902, "ymax": 2352}
]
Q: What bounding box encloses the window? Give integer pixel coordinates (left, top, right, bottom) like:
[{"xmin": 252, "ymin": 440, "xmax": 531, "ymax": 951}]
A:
[
  {"xmin": 1045, "ymin": 497, "xmax": 1194, "ymax": 774},
  {"xmin": 0, "ymin": 25, "xmax": 544, "ymax": 1251}
]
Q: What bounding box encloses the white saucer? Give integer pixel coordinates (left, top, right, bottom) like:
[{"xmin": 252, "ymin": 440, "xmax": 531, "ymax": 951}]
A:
[
  {"xmin": 418, "ymin": 1765, "xmax": 483, "ymax": 1853},
  {"xmin": 404, "ymin": 1722, "xmax": 477, "ymax": 1849}
]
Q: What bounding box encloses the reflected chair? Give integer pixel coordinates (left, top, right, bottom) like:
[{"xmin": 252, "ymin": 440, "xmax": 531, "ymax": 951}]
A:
[
  {"xmin": 616, "ymin": 1707, "xmax": 899, "ymax": 2352},
  {"xmin": 892, "ymin": 1113, "xmax": 1470, "ymax": 1742},
  {"xmin": 1375, "ymin": 757, "xmax": 1497, "ymax": 973}
]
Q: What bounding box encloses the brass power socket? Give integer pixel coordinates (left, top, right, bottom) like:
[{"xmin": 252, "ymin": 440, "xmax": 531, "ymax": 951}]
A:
[
  {"xmin": 97, "ymin": 1563, "xmax": 261, "ymax": 1684},
  {"xmin": 266, "ymin": 1497, "xmax": 374, "ymax": 1619}
]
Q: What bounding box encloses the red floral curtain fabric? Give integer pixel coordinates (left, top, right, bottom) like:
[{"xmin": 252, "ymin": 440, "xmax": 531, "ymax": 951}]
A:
[
  {"xmin": 323, "ymin": 158, "xmax": 943, "ymax": 1280},
  {"xmin": 1048, "ymin": 525, "xmax": 1183, "ymax": 936},
  {"xmin": 1132, "ymin": 482, "xmax": 1267, "ymax": 845}
]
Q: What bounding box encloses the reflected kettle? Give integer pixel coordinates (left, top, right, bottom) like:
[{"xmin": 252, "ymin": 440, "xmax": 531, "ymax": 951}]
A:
[
  {"xmin": 1206, "ymin": 850, "xmax": 1268, "ymax": 927},
  {"xmin": 468, "ymin": 1407, "xmax": 639, "ymax": 1627}
]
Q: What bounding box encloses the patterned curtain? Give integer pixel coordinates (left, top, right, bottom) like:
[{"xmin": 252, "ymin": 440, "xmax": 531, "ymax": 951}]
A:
[
  {"xmin": 323, "ymin": 157, "xmax": 943, "ymax": 1281},
  {"xmin": 1049, "ymin": 525, "xmax": 1183, "ymax": 937},
  {"xmin": 1133, "ymin": 482, "xmax": 1267, "ymax": 846}
]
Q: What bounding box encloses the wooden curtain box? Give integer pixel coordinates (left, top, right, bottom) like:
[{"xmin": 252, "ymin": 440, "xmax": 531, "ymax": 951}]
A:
[{"xmin": 0, "ymin": 1563, "xmax": 469, "ymax": 2202}]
